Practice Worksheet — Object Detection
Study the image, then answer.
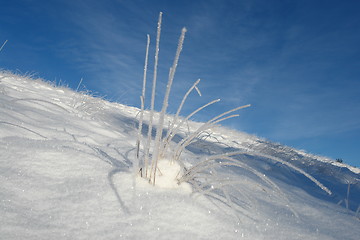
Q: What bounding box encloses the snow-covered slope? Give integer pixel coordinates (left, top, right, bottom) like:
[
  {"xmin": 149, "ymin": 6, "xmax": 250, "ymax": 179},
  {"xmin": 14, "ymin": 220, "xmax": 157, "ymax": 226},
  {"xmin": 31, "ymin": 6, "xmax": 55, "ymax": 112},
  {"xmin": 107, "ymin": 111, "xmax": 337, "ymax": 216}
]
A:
[{"xmin": 1, "ymin": 72, "xmax": 359, "ymax": 239}]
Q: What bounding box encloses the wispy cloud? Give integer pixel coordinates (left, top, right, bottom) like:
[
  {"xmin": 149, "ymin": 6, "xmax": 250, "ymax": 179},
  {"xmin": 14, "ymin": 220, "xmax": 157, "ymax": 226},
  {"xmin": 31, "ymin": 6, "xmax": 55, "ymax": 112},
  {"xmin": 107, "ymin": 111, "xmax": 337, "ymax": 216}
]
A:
[
  {"xmin": 42, "ymin": 0, "xmax": 360, "ymax": 147},
  {"xmin": 50, "ymin": 1, "xmax": 155, "ymax": 103}
]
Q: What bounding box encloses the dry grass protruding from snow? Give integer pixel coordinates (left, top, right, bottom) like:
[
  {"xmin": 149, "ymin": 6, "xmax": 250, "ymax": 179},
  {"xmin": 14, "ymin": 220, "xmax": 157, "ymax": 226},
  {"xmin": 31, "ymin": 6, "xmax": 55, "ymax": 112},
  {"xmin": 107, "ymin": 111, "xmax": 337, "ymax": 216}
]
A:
[{"xmin": 133, "ymin": 12, "xmax": 331, "ymax": 220}]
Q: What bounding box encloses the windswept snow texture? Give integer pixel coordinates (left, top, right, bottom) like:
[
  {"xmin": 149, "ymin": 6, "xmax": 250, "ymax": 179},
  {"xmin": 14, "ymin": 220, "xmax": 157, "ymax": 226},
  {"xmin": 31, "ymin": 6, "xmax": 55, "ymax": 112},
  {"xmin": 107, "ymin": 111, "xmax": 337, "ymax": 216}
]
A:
[{"xmin": 1, "ymin": 72, "xmax": 359, "ymax": 239}]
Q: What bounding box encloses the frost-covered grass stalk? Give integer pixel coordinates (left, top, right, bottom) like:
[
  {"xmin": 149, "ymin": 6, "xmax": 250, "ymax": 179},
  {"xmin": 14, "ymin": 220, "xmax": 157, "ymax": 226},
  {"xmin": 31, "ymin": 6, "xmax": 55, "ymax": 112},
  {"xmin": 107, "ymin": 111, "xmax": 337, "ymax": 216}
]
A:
[
  {"xmin": 142, "ymin": 12, "xmax": 162, "ymax": 180},
  {"xmin": 345, "ymin": 183, "xmax": 351, "ymax": 209},
  {"xmin": 135, "ymin": 34, "xmax": 150, "ymax": 175},
  {"xmin": 337, "ymin": 183, "xmax": 355, "ymax": 210},
  {"xmin": 0, "ymin": 40, "xmax": 8, "ymax": 52}
]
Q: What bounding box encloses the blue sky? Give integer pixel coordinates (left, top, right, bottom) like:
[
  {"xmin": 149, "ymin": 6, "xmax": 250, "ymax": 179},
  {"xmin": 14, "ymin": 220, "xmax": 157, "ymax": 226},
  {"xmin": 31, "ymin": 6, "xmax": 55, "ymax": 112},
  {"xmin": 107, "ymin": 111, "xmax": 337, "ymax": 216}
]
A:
[{"xmin": 1, "ymin": 0, "xmax": 359, "ymax": 167}]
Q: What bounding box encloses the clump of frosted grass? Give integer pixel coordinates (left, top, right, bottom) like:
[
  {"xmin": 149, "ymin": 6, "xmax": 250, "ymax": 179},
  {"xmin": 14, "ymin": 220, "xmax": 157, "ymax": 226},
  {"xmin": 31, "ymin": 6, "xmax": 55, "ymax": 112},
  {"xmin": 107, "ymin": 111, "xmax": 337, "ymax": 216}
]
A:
[
  {"xmin": 135, "ymin": 12, "xmax": 249, "ymax": 185},
  {"xmin": 134, "ymin": 12, "xmax": 331, "ymax": 218}
]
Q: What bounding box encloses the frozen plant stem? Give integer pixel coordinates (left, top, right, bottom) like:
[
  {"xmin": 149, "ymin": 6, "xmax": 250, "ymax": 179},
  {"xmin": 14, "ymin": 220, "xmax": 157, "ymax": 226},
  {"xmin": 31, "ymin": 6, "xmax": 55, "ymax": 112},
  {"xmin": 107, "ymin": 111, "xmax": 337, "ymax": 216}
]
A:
[
  {"xmin": 150, "ymin": 27, "xmax": 187, "ymax": 185},
  {"xmin": 136, "ymin": 34, "xmax": 150, "ymax": 177},
  {"xmin": 346, "ymin": 183, "xmax": 351, "ymax": 209},
  {"xmin": 170, "ymin": 79, "xmax": 201, "ymax": 136},
  {"xmin": 76, "ymin": 78, "xmax": 83, "ymax": 92},
  {"xmin": 144, "ymin": 12, "xmax": 162, "ymax": 178},
  {"xmin": 173, "ymin": 104, "xmax": 250, "ymax": 163},
  {"xmin": 160, "ymin": 79, "xmax": 201, "ymax": 156},
  {"xmin": 0, "ymin": 40, "xmax": 8, "ymax": 52}
]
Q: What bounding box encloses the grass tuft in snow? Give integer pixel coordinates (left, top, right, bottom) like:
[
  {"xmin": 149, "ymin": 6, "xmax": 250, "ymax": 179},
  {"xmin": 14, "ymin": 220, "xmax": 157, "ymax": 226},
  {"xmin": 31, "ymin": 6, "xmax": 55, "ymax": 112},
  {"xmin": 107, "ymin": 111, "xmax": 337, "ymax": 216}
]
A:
[
  {"xmin": 133, "ymin": 13, "xmax": 331, "ymax": 220},
  {"xmin": 135, "ymin": 13, "xmax": 249, "ymax": 186}
]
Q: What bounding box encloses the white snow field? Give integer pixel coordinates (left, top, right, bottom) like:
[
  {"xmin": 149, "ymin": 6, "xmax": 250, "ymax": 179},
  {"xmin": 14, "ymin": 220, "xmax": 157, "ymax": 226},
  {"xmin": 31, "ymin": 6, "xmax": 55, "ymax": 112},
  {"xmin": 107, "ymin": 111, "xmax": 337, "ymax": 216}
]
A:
[{"xmin": 0, "ymin": 72, "xmax": 359, "ymax": 239}]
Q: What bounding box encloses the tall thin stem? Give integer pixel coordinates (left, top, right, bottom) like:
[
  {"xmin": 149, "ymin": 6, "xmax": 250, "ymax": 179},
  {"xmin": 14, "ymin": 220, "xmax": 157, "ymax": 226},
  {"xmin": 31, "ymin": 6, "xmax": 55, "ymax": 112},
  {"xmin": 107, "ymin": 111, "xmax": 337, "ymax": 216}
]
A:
[
  {"xmin": 150, "ymin": 27, "xmax": 187, "ymax": 184},
  {"xmin": 136, "ymin": 34, "xmax": 150, "ymax": 177},
  {"xmin": 144, "ymin": 12, "xmax": 162, "ymax": 178},
  {"xmin": 0, "ymin": 40, "xmax": 8, "ymax": 52}
]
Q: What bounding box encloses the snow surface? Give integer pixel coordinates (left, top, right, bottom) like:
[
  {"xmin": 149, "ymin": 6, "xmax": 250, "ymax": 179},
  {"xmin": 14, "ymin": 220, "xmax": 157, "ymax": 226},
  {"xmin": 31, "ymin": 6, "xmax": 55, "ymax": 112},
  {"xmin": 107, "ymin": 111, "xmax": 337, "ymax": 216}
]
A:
[{"xmin": 1, "ymin": 72, "xmax": 359, "ymax": 239}]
